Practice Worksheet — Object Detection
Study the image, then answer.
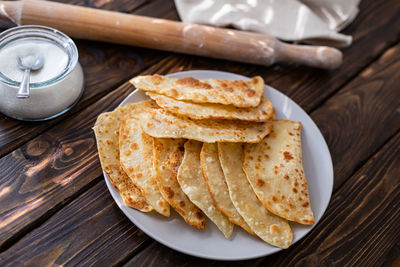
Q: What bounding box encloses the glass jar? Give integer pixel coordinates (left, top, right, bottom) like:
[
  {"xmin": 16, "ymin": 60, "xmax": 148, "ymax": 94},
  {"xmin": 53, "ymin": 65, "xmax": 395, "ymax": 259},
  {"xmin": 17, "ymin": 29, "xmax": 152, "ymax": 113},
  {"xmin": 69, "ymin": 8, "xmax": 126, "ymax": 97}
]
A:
[{"xmin": 0, "ymin": 25, "xmax": 84, "ymax": 121}]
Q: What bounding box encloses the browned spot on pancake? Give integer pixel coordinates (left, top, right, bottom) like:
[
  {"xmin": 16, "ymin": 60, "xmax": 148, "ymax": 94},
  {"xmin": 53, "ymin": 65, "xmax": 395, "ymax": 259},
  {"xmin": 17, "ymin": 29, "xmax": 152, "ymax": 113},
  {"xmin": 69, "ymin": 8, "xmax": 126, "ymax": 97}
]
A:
[
  {"xmin": 281, "ymin": 195, "xmax": 285, "ymax": 200},
  {"xmin": 272, "ymin": 196, "xmax": 278, "ymax": 202},
  {"xmin": 270, "ymin": 224, "xmax": 281, "ymax": 234},
  {"xmin": 264, "ymin": 154, "xmax": 270, "ymax": 159},
  {"xmin": 164, "ymin": 186, "xmax": 174, "ymax": 199},
  {"xmin": 273, "ymin": 165, "xmax": 279, "ymax": 175},
  {"xmin": 177, "ymin": 77, "xmax": 212, "ymax": 89},
  {"xmin": 292, "ymin": 188, "xmax": 298, "ymax": 193},
  {"xmin": 256, "ymin": 179, "xmax": 265, "ymax": 187},
  {"xmin": 283, "ymin": 151, "xmax": 293, "ymax": 162},
  {"xmin": 124, "ymin": 150, "xmax": 131, "ymax": 156},
  {"xmin": 224, "ymin": 87, "xmax": 234, "ymax": 92},
  {"xmin": 106, "ymin": 139, "xmax": 113, "ymax": 145},
  {"xmin": 136, "ymin": 173, "xmax": 143, "ymax": 178},
  {"xmin": 195, "ymin": 210, "xmax": 204, "ymax": 219},
  {"xmin": 151, "ymin": 74, "xmax": 163, "ymax": 85},
  {"xmin": 280, "ymin": 163, "xmax": 284, "ymax": 168},
  {"xmin": 245, "ymin": 88, "xmax": 255, "ymax": 97},
  {"xmin": 179, "ymin": 201, "xmax": 185, "ymax": 207},
  {"xmin": 128, "ymin": 167, "xmax": 134, "ymax": 173},
  {"xmin": 302, "ymin": 202, "xmax": 309, "ymax": 207},
  {"xmin": 284, "ymin": 175, "xmax": 289, "ymax": 180},
  {"xmin": 169, "ymin": 88, "xmax": 178, "ymax": 97},
  {"xmin": 129, "ymin": 143, "xmax": 138, "ymax": 150}
]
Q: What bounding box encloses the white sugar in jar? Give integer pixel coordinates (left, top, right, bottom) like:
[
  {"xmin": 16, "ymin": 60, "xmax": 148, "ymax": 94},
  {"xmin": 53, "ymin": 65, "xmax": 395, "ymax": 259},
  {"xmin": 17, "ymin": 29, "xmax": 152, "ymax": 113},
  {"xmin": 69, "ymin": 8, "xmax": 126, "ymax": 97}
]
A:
[{"xmin": 0, "ymin": 25, "xmax": 84, "ymax": 121}]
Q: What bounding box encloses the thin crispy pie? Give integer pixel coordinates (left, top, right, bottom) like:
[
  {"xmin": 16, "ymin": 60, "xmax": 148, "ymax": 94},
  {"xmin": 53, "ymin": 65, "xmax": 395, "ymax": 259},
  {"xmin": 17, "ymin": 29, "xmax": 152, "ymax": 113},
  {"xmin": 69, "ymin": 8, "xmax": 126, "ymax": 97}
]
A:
[
  {"xmin": 93, "ymin": 102, "xmax": 152, "ymax": 212},
  {"xmin": 243, "ymin": 120, "xmax": 314, "ymax": 224},
  {"xmin": 131, "ymin": 75, "xmax": 264, "ymax": 108},
  {"xmin": 119, "ymin": 113, "xmax": 170, "ymax": 217},
  {"xmin": 147, "ymin": 92, "xmax": 274, "ymax": 122},
  {"xmin": 200, "ymin": 142, "xmax": 253, "ymax": 235},
  {"xmin": 218, "ymin": 142, "xmax": 293, "ymax": 248},
  {"xmin": 153, "ymin": 138, "xmax": 206, "ymax": 229},
  {"xmin": 139, "ymin": 107, "xmax": 273, "ymax": 143},
  {"xmin": 178, "ymin": 140, "xmax": 234, "ymax": 238}
]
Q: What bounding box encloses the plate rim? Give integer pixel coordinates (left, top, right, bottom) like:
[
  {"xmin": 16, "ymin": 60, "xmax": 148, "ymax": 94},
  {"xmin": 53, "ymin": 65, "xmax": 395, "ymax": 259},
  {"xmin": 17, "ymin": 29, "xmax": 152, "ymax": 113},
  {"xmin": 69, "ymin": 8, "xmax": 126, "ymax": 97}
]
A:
[{"xmin": 103, "ymin": 70, "xmax": 333, "ymax": 260}]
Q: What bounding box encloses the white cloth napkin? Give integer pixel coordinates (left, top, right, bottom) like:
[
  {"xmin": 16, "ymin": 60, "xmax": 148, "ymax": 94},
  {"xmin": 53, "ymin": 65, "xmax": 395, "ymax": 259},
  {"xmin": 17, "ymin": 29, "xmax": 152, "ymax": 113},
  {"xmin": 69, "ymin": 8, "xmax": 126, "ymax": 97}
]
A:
[{"xmin": 175, "ymin": 0, "xmax": 360, "ymax": 47}]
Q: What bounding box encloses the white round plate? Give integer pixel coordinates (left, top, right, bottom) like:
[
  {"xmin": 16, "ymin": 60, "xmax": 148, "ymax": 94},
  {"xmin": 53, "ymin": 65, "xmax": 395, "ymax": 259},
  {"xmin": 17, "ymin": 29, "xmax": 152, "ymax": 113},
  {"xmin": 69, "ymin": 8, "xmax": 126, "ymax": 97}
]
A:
[{"xmin": 103, "ymin": 70, "xmax": 333, "ymax": 260}]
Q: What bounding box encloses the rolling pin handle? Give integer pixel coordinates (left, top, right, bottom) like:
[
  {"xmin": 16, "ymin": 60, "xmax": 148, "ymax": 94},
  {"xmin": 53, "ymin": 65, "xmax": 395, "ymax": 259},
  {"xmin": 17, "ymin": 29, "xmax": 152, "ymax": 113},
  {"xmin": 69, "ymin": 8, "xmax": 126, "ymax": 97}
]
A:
[{"xmin": 275, "ymin": 42, "xmax": 343, "ymax": 70}]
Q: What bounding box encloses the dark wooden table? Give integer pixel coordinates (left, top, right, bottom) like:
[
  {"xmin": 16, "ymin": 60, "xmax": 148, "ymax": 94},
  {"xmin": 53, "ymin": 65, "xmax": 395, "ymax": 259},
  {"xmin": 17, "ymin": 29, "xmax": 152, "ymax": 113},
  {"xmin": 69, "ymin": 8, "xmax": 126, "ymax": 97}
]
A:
[{"xmin": 0, "ymin": 0, "xmax": 399, "ymax": 266}]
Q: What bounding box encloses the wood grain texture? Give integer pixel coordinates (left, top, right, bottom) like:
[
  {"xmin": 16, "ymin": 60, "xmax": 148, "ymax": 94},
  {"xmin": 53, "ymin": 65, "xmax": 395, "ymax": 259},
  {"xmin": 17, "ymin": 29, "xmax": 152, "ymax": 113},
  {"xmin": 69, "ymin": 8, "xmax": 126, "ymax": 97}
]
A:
[
  {"xmin": 312, "ymin": 44, "xmax": 400, "ymax": 190},
  {"xmin": 0, "ymin": 181, "xmax": 150, "ymax": 266},
  {"xmin": 125, "ymin": 241, "xmax": 262, "ymax": 267},
  {"xmin": 0, "ymin": 82, "xmax": 132, "ymax": 250},
  {"xmin": 0, "ymin": 0, "xmax": 175, "ymax": 157}
]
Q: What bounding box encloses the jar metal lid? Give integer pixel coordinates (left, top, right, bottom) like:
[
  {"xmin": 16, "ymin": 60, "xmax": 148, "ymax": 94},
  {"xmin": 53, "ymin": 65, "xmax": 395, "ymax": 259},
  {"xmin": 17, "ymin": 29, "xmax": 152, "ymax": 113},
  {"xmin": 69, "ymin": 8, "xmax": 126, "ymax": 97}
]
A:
[{"xmin": 0, "ymin": 25, "xmax": 79, "ymax": 88}]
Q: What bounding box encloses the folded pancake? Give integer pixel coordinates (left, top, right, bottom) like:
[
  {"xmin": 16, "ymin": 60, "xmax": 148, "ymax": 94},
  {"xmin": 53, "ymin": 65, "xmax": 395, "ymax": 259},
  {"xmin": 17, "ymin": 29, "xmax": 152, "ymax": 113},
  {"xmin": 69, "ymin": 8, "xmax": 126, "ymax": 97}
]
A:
[
  {"xmin": 147, "ymin": 92, "xmax": 274, "ymax": 122},
  {"xmin": 139, "ymin": 107, "xmax": 273, "ymax": 143},
  {"xmin": 218, "ymin": 142, "xmax": 293, "ymax": 248},
  {"xmin": 178, "ymin": 140, "xmax": 234, "ymax": 238},
  {"xmin": 153, "ymin": 138, "xmax": 206, "ymax": 229},
  {"xmin": 131, "ymin": 75, "xmax": 264, "ymax": 108},
  {"xmin": 200, "ymin": 143, "xmax": 253, "ymax": 235},
  {"xmin": 93, "ymin": 102, "xmax": 152, "ymax": 212},
  {"xmin": 243, "ymin": 120, "xmax": 314, "ymax": 225},
  {"xmin": 119, "ymin": 112, "xmax": 170, "ymax": 217}
]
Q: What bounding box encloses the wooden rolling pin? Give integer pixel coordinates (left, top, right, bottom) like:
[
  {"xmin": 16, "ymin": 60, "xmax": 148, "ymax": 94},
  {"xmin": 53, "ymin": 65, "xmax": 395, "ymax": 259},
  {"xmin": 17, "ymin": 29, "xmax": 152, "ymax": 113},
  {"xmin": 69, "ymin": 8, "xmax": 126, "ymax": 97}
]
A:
[{"xmin": 0, "ymin": 0, "xmax": 342, "ymax": 69}]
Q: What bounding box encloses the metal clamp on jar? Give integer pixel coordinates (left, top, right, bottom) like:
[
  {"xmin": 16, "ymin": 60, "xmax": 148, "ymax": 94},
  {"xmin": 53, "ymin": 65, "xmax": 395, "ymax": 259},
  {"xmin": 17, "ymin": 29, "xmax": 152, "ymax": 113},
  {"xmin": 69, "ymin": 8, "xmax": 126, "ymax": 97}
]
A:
[{"xmin": 0, "ymin": 25, "xmax": 84, "ymax": 121}]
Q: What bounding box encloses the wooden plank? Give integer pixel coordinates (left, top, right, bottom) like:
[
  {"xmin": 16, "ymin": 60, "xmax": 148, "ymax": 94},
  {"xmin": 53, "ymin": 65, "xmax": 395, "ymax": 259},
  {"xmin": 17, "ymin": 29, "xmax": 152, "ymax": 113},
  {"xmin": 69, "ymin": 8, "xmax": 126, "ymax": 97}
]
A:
[
  {"xmin": 0, "ymin": 181, "xmax": 150, "ymax": 266},
  {"xmin": 120, "ymin": 44, "xmax": 400, "ymax": 266},
  {"xmin": 0, "ymin": 55, "xmax": 188, "ymax": 250},
  {"xmin": 125, "ymin": 241, "xmax": 261, "ymax": 267},
  {"xmin": 312, "ymin": 44, "xmax": 400, "ymax": 189},
  {"xmin": 0, "ymin": 0, "xmax": 176, "ymax": 157}
]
